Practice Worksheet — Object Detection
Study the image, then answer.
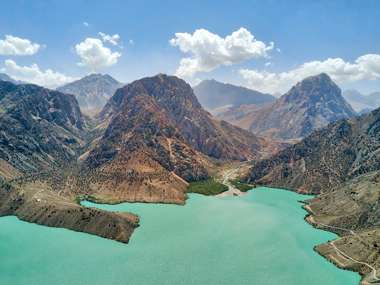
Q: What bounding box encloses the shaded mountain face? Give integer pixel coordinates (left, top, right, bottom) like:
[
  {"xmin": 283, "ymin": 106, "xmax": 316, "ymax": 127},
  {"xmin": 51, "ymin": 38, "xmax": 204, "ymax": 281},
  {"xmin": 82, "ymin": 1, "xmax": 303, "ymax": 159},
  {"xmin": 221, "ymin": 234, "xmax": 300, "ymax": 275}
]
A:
[
  {"xmin": 0, "ymin": 81, "xmax": 85, "ymax": 175},
  {"xmin": 238, "ymin": 73, "xmax": 356, "ymax": 140},
  {"xmin": 246, "ymin": 107, "xmax": 380, "ymax": 194},
  {"xmin": 343, "ymin": 89, "xmax": 380, "ymax": 113},
  {"xmin": 101, "ymin": 74, "xmax": 273, "ymax": 161},
  {"xmin": 57, "ymin": 73, "xmax": 122, "ymax": 111},
  {"xmin": 193, "ymin": 79, "xmax": 275, "ymax": 110}
]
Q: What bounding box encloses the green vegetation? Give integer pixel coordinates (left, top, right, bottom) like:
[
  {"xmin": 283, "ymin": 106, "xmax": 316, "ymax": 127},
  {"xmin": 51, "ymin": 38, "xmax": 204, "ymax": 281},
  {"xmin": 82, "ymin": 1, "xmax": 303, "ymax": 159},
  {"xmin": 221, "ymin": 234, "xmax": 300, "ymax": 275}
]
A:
[
  {"xmin": 187, "ymin": 178, "xmax": 228, "ymax": 195},
  {"xmin": 230, "ymin": 179, "xmax": 255, "ymax": 192}
]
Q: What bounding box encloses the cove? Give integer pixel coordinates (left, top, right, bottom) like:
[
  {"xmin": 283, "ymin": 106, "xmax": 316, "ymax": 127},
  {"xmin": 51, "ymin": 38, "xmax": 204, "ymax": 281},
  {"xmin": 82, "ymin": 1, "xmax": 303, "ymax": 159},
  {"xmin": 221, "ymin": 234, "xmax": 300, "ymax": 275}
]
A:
[{"xmin": 0, "ymin": 187, "xmax": 359, "ymax": 285}]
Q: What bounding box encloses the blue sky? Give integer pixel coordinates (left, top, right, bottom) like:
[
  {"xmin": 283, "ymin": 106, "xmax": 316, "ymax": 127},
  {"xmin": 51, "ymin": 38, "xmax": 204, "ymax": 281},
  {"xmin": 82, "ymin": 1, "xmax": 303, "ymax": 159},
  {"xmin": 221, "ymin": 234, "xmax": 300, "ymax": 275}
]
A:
[{"xmin": 0, "ymin": 0, "xmax": 379, "ymax": 94}]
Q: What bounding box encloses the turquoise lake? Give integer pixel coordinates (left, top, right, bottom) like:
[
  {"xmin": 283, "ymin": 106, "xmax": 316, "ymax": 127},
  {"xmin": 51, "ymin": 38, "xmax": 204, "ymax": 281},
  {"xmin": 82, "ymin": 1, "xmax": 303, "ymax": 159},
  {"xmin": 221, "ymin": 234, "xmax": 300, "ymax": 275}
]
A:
[{"xmin": 0, "ymin": 187, "xmax": 359, "ymax": 285}]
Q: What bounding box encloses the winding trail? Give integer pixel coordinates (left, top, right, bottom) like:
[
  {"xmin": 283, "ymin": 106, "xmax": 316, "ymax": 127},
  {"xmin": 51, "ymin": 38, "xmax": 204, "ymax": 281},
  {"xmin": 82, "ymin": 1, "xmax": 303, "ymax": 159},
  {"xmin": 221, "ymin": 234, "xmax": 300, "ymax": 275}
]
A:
[
  {"xmin": 216, "ymin": 167, "xmax": 245, "ymax": 197},
  {"xmin": 306, "ymin": 208, "xmax": 380, "ymax": 284},
  {"xmin": 215, "ymin": 160, "xmax": 255, "ymax": 197}
]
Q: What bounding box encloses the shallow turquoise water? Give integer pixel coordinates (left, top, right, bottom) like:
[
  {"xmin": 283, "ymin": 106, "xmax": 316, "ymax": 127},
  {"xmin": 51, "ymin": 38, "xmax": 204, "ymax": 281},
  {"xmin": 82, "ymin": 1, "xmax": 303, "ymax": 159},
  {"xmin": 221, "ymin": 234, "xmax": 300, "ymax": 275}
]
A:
[{"xmin": 0, "ymin": 187, "xmax": 359, "ymax": 285}]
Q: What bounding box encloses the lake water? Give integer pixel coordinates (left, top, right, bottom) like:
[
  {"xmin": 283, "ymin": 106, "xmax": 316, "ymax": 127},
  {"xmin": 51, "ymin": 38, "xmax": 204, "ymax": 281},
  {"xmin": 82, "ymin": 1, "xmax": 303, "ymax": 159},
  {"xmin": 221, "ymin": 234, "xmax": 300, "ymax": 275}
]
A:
[{"xmin": 0, "ymin": 187, "xmax": 359, "ymax": 285}]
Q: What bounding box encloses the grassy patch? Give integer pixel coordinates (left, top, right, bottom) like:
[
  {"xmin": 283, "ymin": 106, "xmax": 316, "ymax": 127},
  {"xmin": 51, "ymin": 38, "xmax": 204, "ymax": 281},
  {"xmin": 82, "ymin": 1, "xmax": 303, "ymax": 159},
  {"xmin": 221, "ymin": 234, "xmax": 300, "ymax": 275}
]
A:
[
  {"xmin": 187, "ymin": 178, "xmax": 228, "ymax": 195},
  {"xmin": 230, "ymin": 179, "xmax": 255, "ymax": 192}
]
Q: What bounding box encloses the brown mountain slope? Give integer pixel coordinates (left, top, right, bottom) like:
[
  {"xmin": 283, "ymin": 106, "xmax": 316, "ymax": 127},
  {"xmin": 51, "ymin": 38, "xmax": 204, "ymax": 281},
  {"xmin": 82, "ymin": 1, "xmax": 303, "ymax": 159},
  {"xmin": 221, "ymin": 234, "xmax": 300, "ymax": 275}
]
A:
[
  {"xmin": 0, "ymin": 81, "xmax": 85, "ymax": 174},
  {"xmin": 80, "ymin": 90, "xmax": 210, "ymax": 204}
]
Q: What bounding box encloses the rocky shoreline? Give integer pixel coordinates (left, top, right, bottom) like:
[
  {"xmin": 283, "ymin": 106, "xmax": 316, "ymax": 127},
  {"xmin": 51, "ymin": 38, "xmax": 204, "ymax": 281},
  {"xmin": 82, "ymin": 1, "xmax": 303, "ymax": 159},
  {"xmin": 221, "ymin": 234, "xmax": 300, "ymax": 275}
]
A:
[
  {"xmin": 303, "ymin": 203, "xmax": 380, "ymax": 285},
  {"xmin": 0, "ymin": 182, "xmax": 139, "ymax": 243}
]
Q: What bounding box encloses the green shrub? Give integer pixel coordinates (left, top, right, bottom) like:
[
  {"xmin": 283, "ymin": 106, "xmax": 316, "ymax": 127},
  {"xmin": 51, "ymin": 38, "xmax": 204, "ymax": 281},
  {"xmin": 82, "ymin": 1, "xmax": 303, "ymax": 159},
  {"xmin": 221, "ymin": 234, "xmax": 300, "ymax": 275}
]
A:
[
  {"xmin": 230, "ymin": 179, "xmax": 255, "ymax": 192},
  {"xmin": 188, "ymin": 178, "xmax": 228, "ymax": 195}
]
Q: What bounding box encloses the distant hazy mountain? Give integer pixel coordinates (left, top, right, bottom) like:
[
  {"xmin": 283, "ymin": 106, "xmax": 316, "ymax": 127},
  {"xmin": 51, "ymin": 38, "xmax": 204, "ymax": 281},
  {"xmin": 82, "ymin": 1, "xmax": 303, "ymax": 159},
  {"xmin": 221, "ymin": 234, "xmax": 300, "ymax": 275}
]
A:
[
  {"xmin": 343, "ymin": 89, "xmax": 380, "ymax": 112},
  {"xmin": 193, "ymin": 79, "xmax": 275, "ymax": 110},
  {"xmin": 234, "ymin": 73, "xmax": 356, "ymax": 140},
  {"xmin": 57, "ymin": 73, "xmax": 122, "ymax": 111},
  {"xmin": 0, "ymin": 73, "xmax": 23, "ymax": 84}
]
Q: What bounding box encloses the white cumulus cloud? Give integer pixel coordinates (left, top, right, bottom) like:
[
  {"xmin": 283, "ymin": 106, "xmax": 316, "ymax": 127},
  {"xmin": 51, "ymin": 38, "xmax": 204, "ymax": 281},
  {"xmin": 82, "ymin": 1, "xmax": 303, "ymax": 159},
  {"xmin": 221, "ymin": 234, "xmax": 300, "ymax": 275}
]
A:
[
  {"xmin": 0, "ymin": 35, "xmax": 40, "ymax": 56},
  {"xmin": 239, "ymin": 54, "xmax": 380, "ymax": 94},
  {"xmin": 170, "ymin": 27, "xmax": 273, "ymax": 78},
  {"xmin": 98, "ymin": 32, "xmax": 120, "ymax": 46},
  {"xmin": 75, "ymin": 38, "xmax": 121, "ymax": 71},
  {"xmin": 2, "ymin": 59, "xmax": 75, "ymax": 88}
]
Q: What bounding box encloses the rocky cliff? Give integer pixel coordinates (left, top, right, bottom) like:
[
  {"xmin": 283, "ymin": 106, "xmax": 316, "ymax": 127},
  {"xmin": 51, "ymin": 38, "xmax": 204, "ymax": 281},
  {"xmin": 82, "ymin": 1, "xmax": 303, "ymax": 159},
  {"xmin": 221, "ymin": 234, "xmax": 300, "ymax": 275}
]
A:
[{"xmin": 0, "ymin": 81, "xmax": 85, "ymax": 173}]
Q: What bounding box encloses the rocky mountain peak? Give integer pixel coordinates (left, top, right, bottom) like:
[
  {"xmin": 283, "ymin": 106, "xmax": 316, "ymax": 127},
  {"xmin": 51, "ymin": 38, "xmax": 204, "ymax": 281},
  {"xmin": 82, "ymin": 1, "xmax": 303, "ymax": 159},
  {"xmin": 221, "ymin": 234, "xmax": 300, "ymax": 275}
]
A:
[
  {"xmin": 282, "ymin": 73, "xmax": 342, "ymax": 103},
  {"xmin": 240, "ymin": 73, "xmax": 355, "ymax": 140},
  {"xmin": 101, "ymin": 74, "xmax": 203, "ymax": 120},
  {"xmin": 100, "ymin": 74, "xmax": 276, "ymax": 161}
]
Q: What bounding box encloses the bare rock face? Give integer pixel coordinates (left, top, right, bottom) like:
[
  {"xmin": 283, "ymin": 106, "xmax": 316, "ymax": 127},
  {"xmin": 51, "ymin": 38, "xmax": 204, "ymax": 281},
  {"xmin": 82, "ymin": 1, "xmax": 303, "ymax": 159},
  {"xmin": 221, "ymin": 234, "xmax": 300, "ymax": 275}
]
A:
[
  {"xmin": 240, "ymin": 73, "xmax": 356, "ymax": 140},
  {"xmin": 57, "ymin": 73, "xmax": 122, "ymax": 111},
  {"xmin": 0, "ymin": 81, "xmax": 85, "ymax": 173}
]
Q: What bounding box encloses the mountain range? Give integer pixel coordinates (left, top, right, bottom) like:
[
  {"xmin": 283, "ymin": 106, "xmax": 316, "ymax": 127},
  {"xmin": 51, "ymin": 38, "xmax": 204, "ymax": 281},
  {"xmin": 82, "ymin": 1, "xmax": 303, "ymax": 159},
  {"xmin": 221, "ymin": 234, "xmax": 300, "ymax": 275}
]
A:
[
  {"xmin": 0, "ymin": 74, "xmax": 280, "ymax": 243},
  {"xmin": 218, "ymin": 73, "xmax": 356, "ymax": 140},
  {"xmin": 1, "ymin": 70, "xmax": 379, "ymax": 283}
]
